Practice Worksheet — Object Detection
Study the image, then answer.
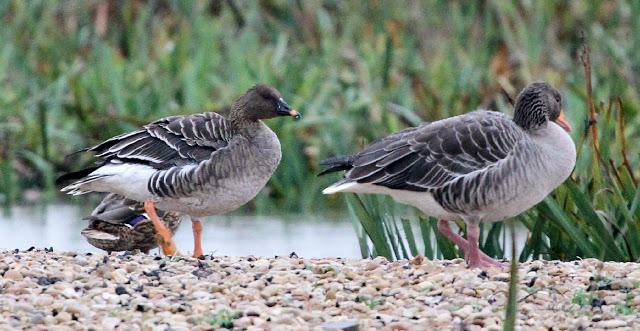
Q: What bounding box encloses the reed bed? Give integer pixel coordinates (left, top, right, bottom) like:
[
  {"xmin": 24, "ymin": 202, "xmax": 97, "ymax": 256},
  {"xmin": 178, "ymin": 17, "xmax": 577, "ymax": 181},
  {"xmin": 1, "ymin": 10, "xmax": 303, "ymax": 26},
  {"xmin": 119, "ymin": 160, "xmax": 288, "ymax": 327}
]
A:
[{"xmin": 1, "ymin": 1, "xmax": 636, "ymax": 213}]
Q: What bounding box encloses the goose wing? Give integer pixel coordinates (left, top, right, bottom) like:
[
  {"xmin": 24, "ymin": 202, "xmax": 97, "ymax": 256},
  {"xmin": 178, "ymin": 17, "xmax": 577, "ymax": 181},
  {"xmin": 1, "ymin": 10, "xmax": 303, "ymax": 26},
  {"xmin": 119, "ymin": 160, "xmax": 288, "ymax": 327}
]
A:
[
  {"xmin": 89, "ymin": 112, "xmax": 233, "ymax": 169},
  {"xmin": 346, "ymin": 111, "xmax": 526, "ymax": 191}
]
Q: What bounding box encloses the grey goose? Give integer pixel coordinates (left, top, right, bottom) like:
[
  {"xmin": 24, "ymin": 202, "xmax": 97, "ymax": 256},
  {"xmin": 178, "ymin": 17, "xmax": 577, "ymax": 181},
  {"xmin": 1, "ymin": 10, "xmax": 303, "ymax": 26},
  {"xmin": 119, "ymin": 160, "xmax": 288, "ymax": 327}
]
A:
[
  {"xmin": 58, "ymin": 84, "xmax": 301, "ymax": 256},
  {"xmin": 320, "ymin": 81, "xmax": 576, "ymax": 268},
  {"xmin": 81, "ymin": 193, "xmax": 184, "ymax": 254}
]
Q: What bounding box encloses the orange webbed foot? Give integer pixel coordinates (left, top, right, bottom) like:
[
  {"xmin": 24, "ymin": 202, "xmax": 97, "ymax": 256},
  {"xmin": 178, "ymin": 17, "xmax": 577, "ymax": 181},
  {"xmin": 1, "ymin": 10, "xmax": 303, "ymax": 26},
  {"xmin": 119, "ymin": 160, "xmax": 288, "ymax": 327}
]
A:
[{"xmin": 144, "ymin": 200, "xmax": 179, "ymax": 256}]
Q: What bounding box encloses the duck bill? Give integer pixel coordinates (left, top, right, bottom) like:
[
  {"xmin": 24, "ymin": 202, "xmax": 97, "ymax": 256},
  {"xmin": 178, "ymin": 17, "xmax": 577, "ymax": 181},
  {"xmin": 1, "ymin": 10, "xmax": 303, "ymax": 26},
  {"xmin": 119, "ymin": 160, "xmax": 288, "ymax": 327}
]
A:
[{"xmin": 555, "ymin": 111, "xmax": 572, "ymax": 132}]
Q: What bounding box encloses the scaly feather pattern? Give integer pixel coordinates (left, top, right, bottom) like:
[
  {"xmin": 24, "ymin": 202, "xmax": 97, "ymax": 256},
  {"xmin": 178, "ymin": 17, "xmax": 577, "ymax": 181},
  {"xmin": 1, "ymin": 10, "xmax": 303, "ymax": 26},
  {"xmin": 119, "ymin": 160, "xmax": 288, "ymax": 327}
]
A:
[
  {"xmin": 90, "ymin": 112, "xmax": 233, "ymax": 168},
  {"xmin": 329, "ymin": 111, "xmax": 544, "ymax": 214}
]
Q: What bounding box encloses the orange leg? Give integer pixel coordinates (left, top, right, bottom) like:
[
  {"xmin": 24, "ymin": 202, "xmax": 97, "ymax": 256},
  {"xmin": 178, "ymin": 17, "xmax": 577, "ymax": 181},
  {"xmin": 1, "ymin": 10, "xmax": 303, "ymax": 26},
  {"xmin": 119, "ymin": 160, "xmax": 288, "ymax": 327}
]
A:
[
  {"xmin": 144, "ymin": 200, "xmax": 178, "ymax": 256},
  {"xmin": 192, "ymin": 218, "xmax": 203, "ymax": 258}
]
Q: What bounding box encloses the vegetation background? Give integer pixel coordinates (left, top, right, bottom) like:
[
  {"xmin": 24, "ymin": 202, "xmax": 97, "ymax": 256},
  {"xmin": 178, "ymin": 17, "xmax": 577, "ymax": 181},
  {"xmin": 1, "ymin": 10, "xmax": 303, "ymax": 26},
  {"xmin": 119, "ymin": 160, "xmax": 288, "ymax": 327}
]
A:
[{"xmin": 0, "ymin": 1, "xmax": 638, "ymax": 261}]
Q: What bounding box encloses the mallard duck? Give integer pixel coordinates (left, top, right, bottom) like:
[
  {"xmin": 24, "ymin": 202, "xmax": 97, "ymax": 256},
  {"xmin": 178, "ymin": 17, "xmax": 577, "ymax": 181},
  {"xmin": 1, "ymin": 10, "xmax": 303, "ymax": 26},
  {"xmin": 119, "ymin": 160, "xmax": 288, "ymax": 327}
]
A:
[
  {"xmin": 320, "ymin": 82, "xmax": 576, "ymax": 268},
  {"xmin": 58, "ymin": 85, "xmax": 300, "ymax": 257},
  {"xmin": 81, "ymin": 193, "xmax": 184, "ymax": 254}
]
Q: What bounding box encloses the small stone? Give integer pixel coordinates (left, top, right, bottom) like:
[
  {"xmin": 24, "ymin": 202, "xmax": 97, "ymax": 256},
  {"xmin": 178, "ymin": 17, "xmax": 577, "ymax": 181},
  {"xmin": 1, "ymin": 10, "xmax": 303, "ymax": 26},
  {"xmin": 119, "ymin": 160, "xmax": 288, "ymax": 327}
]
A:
[
  {"xmin": 411, "ymin": 255, "xmax": 424, "ymax": 265},
  {"xmin": 321, "ymin": 319, "xmax": 360, "ymax": 331},
  {"xmin": 101, "ymin": 317, "xmax": 120, "ymax": 329},
  {"xmin": 417, "ymin": 280, "xmax": 433, "ymax": 291},
  {"xmin": 441, "ymin": 287, "xmax": 455, "ymax": 297},
  {"xmin": 62, "ymin": 287, "xmax": 79, "ymax": 299},
  {"xmin": 34, "ymin": 295, "xmax": 54, "ymax": 307},
  {"xmin": 36, "ymin": 276, "xmax": 59, "ymax": 286},
  {"xmin": 4, "ymin": 269, "xmax": 23, "ymax": 281},
  {"xmin": 388, "ymin": 322, "xmax": 413, "ymax": 331},
  {"xmin": 596, "ymin": 319, "xmax": 627, "ymax": 329},
  {"xmin": 29, "ymin": 313, "xmax": 45, "ymax": 325},
  {"xmin": 609, "ymin": 279, "xmax": 633, "ymax": 290},
  {"xmin": 234, "ymin": 316, "xmax": 252, "ymax": 328},
  {"xmin": 115, "ymin": 286, "xmax": 129, "ymax": 295},
  {"xmin": 626, "ymin": 270, "xmax": 640, "ymax": 281},
  {"xmin": 253, "ymin": 259, "xmax": 271, "ymax": 271},
  {"xmin": 55, "ymin": 311, "xmax": 72, "ymax": 323},
  {"xmin": 13, "ymin": 303, "xmax": 33, "ymax": 313},
  {"xmin": 365, "ymin": 258, "xmax": 383, "ymax": 271},
  {"xmin": 453, "ymin": 305, "xmax": 473, "ymax": 318},
  {"xmin": 490, "ymin": 273, "xmax": 510, "ymax": 282},
  {"xmin": 192, "ymin": 291, "xmax": 211, "ymax": 299},
  {"xmin": 110, "ymin": 269, "xmax": 128, "ymax": 284}
]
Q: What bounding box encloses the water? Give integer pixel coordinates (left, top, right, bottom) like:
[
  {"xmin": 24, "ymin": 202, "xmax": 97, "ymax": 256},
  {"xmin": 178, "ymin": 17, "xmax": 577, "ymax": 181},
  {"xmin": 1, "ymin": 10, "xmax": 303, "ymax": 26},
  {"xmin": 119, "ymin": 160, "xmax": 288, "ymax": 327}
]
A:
[{"xmin": 0, "ymin": 204, "xmax": 362, "ymax": 258}]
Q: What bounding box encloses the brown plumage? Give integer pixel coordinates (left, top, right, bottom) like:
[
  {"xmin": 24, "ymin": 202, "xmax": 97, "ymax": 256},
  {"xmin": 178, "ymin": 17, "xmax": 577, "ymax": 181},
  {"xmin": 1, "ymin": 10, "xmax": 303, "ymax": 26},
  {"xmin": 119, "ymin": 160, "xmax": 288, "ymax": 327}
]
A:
[{"xmin": 81, "ymin": 193, "xmax": 184, "ymax": 253}]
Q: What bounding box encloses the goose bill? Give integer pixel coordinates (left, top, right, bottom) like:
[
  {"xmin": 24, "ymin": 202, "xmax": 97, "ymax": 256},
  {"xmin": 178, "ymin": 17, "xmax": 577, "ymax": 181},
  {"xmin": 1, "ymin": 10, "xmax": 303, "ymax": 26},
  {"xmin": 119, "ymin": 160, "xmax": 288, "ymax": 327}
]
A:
[
  {"xmin": 276, "ymin": 98, "xmax": 302, "ymax": 119},
  {"xmin": 555, "ymin": 111, "xmax": 571, "ymax": 132}
]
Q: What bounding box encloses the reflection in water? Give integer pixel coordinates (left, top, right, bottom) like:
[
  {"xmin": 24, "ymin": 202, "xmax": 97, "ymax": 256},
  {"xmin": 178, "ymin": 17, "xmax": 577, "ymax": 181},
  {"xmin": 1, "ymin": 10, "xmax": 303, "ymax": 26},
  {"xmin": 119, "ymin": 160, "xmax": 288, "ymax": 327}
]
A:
[{"xmin": 0, "ymin": 204, "xmax": 361, "ymax": 258}]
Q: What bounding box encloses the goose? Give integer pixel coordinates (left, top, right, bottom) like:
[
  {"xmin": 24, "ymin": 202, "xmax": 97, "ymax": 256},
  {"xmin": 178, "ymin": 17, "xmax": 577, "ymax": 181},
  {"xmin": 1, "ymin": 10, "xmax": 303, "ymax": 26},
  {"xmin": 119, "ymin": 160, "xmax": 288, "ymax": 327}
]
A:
[
  {"xmin": 57, "ymin": 84, "xmax": 301, "ymax": 257},
  {"xmin": 320, "ymin": 81, "xmax": 576, "ymax": 268},
  {"xmin": 81, "ymin": 193, "xmax": 184, "ymax": 254}
]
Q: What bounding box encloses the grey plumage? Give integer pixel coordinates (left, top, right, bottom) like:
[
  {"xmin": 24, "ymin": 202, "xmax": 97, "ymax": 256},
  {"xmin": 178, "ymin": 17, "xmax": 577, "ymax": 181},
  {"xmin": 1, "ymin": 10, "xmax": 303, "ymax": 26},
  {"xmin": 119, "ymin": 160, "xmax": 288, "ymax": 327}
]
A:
[
  {"xmin": 324, "ymin": 111, "xmax": 533, "ymax": 214},
  {"xmin": 321, "ymin": 81, "xmax": 576, "ymax": 267},
  {"xmin": 59, "ymin": 84, "xmax": 300, "ymax": 217}
]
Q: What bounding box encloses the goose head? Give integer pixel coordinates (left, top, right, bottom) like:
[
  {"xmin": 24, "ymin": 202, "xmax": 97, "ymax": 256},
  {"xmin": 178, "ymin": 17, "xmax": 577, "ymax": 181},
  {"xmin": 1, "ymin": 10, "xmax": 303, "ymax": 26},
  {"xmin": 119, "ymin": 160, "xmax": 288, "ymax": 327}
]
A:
[
  {"xmin": 232, "ymin": 84, "xmax": 301, "ymax": 122},
  {"xmin": 513, "ymin": 81, "xmax": 571, "ymax": 132}
]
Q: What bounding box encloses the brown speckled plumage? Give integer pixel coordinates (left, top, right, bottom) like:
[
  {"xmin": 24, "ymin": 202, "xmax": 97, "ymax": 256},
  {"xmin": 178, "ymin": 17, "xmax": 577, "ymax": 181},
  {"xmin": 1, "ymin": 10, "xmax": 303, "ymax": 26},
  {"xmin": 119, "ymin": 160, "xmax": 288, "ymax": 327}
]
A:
[{"xmin": 81, "ymin": 194, "xmax": 183, "ymax": 253}]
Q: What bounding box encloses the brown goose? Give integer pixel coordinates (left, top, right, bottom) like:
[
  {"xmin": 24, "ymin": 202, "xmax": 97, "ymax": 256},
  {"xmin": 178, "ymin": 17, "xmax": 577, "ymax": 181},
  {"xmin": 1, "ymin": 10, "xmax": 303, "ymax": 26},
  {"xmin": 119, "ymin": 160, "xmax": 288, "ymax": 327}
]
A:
[
  {"xmin": 320, "ymin": 82, "xmax": 576, "ymax": 268},
  {"xmin": 58, "ymin": 85, "xmax": 300, "ymax": 256}
]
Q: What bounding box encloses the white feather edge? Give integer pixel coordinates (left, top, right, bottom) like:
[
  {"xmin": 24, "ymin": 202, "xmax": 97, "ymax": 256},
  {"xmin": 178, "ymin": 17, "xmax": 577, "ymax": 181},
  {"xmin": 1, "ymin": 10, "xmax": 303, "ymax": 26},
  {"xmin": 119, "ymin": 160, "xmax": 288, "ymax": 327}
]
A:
[
  {"xmin": 80, "ymin": 229, "xmax": 120, "ymax": 241},
  {"xmin": 322, "ymin": 181, "xmax": 455, "ymax": 220}
]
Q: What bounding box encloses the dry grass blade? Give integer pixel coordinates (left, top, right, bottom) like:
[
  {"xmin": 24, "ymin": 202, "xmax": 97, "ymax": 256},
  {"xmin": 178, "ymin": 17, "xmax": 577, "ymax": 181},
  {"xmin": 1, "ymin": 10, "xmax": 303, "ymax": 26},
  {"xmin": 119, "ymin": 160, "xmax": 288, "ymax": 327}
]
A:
[
  {"xmin": 579, "ymin": 32, "xmax": 599, "ymax": 153},
  {"xmin": 616, "ymin": 97, "xmax": 637, "ymax": 186}
]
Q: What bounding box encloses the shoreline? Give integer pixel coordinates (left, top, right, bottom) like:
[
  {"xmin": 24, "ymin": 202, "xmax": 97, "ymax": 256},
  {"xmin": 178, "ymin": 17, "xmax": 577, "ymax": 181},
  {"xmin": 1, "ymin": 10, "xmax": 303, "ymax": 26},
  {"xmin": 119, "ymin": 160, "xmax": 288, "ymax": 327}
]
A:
[{"xmin": 1, "ymin": 250, "xmax": 639, "ymax": 330}]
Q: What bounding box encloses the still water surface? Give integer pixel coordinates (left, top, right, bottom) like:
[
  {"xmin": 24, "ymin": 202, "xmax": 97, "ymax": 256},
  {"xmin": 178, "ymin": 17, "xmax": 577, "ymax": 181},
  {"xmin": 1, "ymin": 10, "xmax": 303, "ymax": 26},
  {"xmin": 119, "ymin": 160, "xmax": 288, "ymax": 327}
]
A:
[{"xmin": 0, "ymin": 204, "xmax": 361, "ymax": 258}]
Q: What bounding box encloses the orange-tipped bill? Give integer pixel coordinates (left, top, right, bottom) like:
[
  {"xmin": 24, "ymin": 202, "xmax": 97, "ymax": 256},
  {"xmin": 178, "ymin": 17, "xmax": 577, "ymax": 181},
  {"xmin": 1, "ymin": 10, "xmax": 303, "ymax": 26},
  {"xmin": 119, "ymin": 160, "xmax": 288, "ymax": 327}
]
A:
[
  {"xmin": 276, "ymin": 98, "xmax": 301, "ymax": 119},
  {"xmin": 555, "ymin": 111, "xmax": 571, "ymax": 132},
  {"xmin": 289, "ymin": 109, "xmax": 301, "ymax": 119}
]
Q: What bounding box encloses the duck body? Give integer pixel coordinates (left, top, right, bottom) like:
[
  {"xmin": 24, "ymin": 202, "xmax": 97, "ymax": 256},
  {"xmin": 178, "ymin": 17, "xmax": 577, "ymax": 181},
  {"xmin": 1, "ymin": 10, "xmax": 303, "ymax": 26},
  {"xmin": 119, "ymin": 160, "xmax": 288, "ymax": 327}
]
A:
[
  {"xmin": 321, "ymin": 82, "xmax": 575, "ymax": 267},
  {"xmin": 81, "ymin": 193, "xmax": 184, "ymax": 253}
]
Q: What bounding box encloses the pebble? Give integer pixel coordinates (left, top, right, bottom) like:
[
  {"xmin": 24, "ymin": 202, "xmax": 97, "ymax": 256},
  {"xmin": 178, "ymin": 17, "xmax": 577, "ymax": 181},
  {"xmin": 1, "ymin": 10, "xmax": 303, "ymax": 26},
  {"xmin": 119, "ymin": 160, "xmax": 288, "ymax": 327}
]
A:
[
  {"xmin": 0, "ymin": 250, "xmax": 638, "ymax": 329},
  {"xmin": 101, "ymin": 317, "xmax": 120, "ymax": 329},
  {"xmin": 321, "ymin": 319, "xmax": 360, "ymax": 331},
  {"xmin": 4, "ymin": 269, "xmax": 23, "ymax": 281},
  {"xmin": 596, "ymin": 319, "xmax": 628, "ymax": 329}
]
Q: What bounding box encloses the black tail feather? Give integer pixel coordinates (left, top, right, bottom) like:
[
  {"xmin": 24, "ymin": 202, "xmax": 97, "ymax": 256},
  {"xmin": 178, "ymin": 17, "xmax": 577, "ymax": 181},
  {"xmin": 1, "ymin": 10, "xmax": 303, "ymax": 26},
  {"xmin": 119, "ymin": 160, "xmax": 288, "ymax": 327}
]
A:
[
  {"xmin": 318, "ymin": 155, "xmax": 355, "ymax": 176},
  {"xmin": 55, "ymin": 166, "xmax": 100, "ymax": 186}
]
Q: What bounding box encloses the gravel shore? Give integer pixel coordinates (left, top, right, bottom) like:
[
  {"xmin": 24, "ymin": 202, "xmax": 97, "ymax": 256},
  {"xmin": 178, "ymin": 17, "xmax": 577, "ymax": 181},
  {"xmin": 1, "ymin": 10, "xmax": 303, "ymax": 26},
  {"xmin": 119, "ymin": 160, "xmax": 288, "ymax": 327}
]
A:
[{"xmin": 1, "ymin": 249, "xmax": 639, "ymax": 330}]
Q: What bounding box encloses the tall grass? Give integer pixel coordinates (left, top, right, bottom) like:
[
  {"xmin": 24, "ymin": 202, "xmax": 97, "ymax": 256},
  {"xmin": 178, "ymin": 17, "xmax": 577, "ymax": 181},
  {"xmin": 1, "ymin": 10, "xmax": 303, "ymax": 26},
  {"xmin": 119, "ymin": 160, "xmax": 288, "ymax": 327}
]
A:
[{"xmin": 0, "ymin": 1, "xmax": 638, "ymax": 217}]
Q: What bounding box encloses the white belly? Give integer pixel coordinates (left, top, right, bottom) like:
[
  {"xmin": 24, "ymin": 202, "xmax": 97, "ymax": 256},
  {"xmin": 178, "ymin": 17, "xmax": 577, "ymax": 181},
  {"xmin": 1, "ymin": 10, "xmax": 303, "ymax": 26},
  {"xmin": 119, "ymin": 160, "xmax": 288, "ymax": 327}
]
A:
[{"xmin": 323, "ymin": 182, "xmax": 458, "ymax": 220}]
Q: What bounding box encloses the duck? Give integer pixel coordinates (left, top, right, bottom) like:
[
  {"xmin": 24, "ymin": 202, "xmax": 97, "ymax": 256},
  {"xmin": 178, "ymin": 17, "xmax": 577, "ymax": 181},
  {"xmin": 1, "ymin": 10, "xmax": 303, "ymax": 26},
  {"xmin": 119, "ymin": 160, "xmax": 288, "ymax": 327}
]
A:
[
  {"xmin": 320, "ymin": 81, "xmax": 576, "ymax": 268},
  {"xmin": 57, "ymin": 84, "xmax": 301, "ymax": 257},
  {"xmin": 81, "ymin": 193, "xmax": 184, "ymax": 254}
]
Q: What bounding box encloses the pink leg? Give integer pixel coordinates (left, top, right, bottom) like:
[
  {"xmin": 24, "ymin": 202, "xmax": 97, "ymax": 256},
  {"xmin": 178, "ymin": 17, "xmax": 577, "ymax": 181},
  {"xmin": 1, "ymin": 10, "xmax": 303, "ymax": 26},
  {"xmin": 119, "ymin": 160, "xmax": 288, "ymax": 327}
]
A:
[
  {"xmin": 464, "ymin": 221, "xmax": 503, "ymax": 268},
  {"xmin": 437, "ymin": 220, "xmax": 471, "ymax": 250},
  {"xmin": 437, "ymin": 220, "xmax": 501, "ymax": 266}
]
